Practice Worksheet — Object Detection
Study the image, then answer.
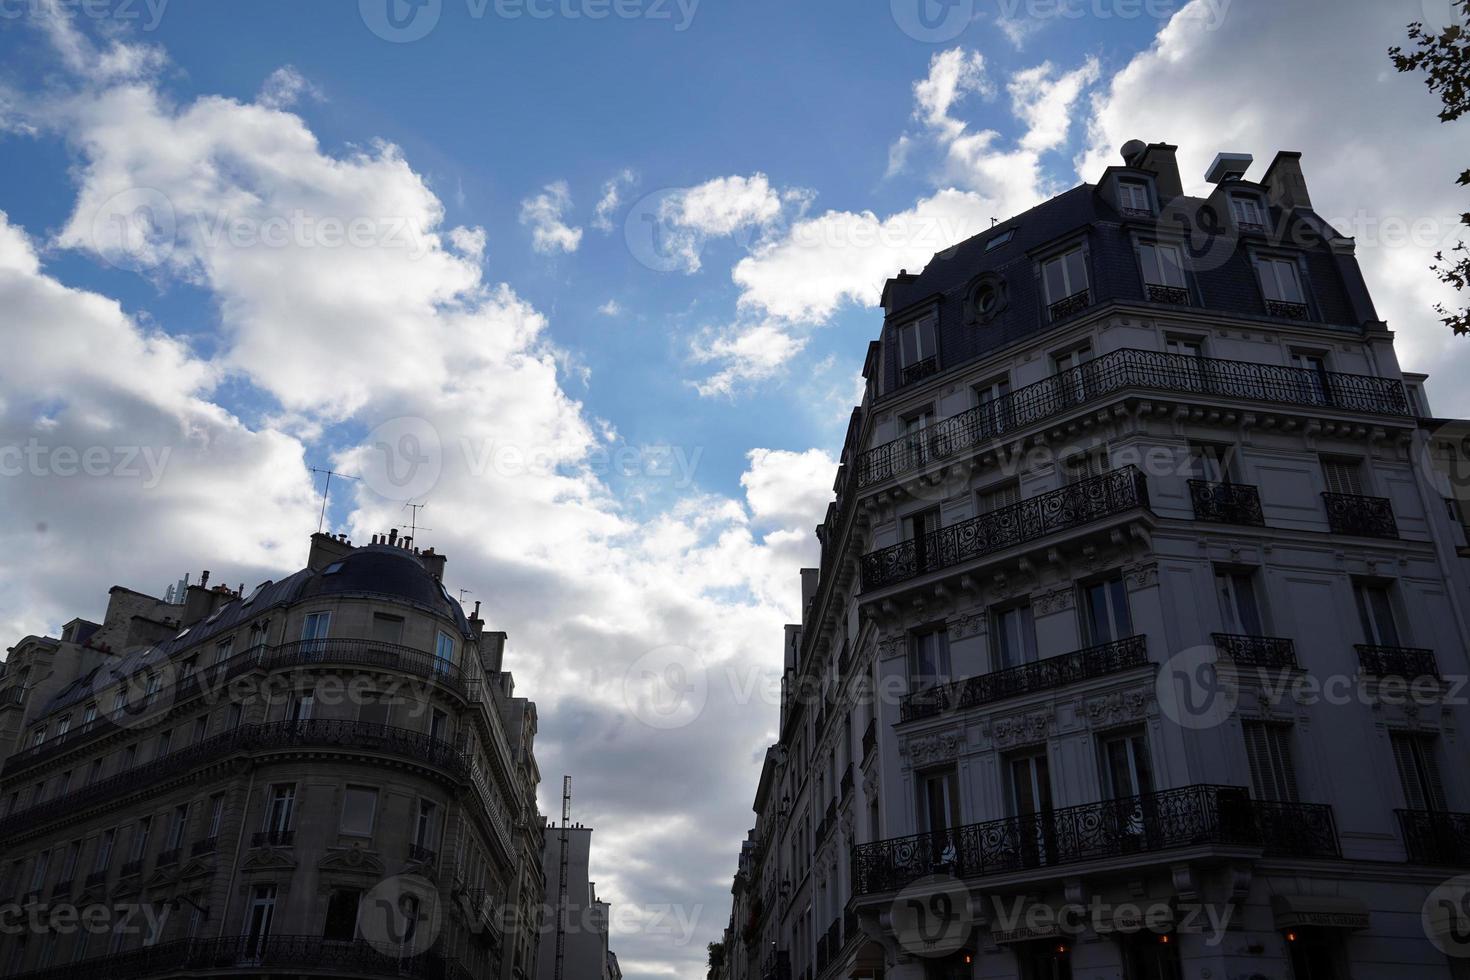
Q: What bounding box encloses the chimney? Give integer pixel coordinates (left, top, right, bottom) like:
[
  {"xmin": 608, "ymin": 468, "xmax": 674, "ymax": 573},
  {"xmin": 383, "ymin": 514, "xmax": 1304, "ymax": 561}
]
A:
[
  {"xmin": 1136, "ymin": 142, "xmax": 1182, "ymax": 202},
  {"xmin": 482, "ymin": 630, "xmax": 507, "ymax": 674},
  {"xmin": 1262, "ymin": 150, "xmax": 1312, "ymax": 212},
  {"xmin": 468, "ymin": 600, "xmax": 484, "ymax": 639},
  {"xmin": 182, "ymin": 575, "xmax": 228, "ymax": 628},
  {"xmin": 308, "ymin": 531, "xmax": 355, "ymax": 571},
  {"xmin": 799, "ymin": 568, "xmax": 820, "ymax": 618},
  {"xmin": 388, "ymin": 528, "xmax": 398, "ymax": 547},
  {"xmin": 420, "ymin": 547, "xmax": 447, "ymax": 581}
]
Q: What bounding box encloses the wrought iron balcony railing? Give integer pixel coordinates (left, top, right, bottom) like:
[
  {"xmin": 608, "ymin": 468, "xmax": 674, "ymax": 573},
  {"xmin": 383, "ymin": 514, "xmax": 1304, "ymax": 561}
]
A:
[
  {"xmin": 1357, "ymin": 645, "xmax": 1440, "ymax": 681},
  {"xmin": 3, "ymin": 935, "xmax": 472, "ymax": 980},
  {"xmin": 900, "ymin": 636, "xmax": 1148, "ymax": 723},
  {"xmin": 1146, "ymin": 284, "xmax": 1190, "ymax": 305},
  {"xmin": 0, "ymin": 721, "xmax": 466, "ymax": 842},
  {"xmin": 861, "ymin": 468, "xmax": 1149, "ymax": 590},
  {"xmin": 900, "ymin": 356, "xmax": 939, "ymax": 387},
  {"xmin": 1267, "ymin": 300, "xmax": 1310, "ymax": 320},
  {"xmin": 1213, "ymin": 634, "xmax": 1299, "ymax": 670},
  {"xmin": 856, "ymin": 349, "xmax": 1409, "ymax": 488},
  {"xmin": 851, "ymin": 784, "xmax": 1338, "ymax": 895},
  {"xmin": 1398, "ymin": 809, "xmax": 1470, "ymax": 866},
  {"xmin": 1189, "ymin": 480, "xmax": 1265, "ymax": 526},
  {"xmin": 1322, "ymin": 492, "xmax": 1398, "ymax": 539},
  {"xmin": 1048, "ymin": 288, "xmax": 1092, "ymax": 321}
]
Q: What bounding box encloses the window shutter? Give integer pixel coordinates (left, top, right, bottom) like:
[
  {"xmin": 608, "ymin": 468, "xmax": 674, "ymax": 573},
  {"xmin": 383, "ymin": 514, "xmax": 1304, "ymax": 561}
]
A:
[
  {"xmin": 1391, "ymin": 734, "xmax": 1426, "ymax": 810},
  {"xmin": 1421, "ymin": 739, "xmax": 1448, "ymax": 810},
  {"xmin": 1243, "ymin": 722, "xmax": 1298, "ymax": 802}
]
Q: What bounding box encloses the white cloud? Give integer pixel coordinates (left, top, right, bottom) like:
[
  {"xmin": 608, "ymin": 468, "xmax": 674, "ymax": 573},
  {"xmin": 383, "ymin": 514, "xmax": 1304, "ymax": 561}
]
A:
[
  {"xmin": 520, "ymin": 181, "xmax": 584, "ymax": 255},
  {"xmin": 598, "ymin": 299, "xmax": 622, "ymax": 316},
  {"xmin": 689, "ymin": 321, "xmax": 808, "ymax": 397},
  {"xmin": 448, "ymin": 225, "xmax": 487, "ymax": 260},
  {"xmin": 668, "ymin": 173, "xmax": 782, "ymax": 237},
  {"xmin": 741, "ymin": 447, "xmax": 837, "ymax": 530},
  {"xmin": 914, "ymin": 48, "xmax": 993, "ymax": 141},
  {"xmin": 257, "ymin": 66, "xmax": 324, "ymax": 110},
  {"xmin": 593, "ymin": 168, "xmax": 637, "ymax": 233}
]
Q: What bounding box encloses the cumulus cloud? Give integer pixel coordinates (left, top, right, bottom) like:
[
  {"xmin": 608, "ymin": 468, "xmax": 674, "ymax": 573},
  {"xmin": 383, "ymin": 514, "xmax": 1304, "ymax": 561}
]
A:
[
  {"xmin": 520, "ymin": 181, "xmax": 584, "ymax": 254},
  {"xmin": 598, "ymin": 299, "xmax": 622, "ymax": 316},
  {"xmin": 593, "ymin": 168, "xmax": 637, "ymax": 233},
  {"xmin": 689, "ymin": 321, "xmax": 808, "ymax": 397},
  {"xmin": 257, "ymin": 66, "xmax": 324, "ymax": 110}
]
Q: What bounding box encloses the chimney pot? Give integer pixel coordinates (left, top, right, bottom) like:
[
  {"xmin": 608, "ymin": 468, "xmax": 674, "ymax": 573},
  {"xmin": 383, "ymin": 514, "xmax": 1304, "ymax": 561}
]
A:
[
  {"xmin": 200, "ymin": 571, "xmax": 210, "ymax": 588},
  {"xmin": 388, "ymin": 529, "xmax": 398, "ymax": 545}
]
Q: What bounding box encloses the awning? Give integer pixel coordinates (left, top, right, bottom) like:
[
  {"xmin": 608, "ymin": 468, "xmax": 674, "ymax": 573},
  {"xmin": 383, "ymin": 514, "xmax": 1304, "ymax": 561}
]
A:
[{"xmin": 1271, "ymin": 895, "xmax": 1370, "ymax": 931}]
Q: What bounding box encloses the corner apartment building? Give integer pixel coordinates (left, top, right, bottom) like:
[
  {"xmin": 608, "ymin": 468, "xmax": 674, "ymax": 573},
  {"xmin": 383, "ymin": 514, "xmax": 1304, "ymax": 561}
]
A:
[
  {"xmin": 535, "ymin": 823, "xmax": 620, "ymax": 980},
  {"xmin": 716, "ymin": 141, "xmax": 1470, "ymax": 980},
  {"xmin": 0, "ymin": 531, "xmax": 546, "ymax": 980}
]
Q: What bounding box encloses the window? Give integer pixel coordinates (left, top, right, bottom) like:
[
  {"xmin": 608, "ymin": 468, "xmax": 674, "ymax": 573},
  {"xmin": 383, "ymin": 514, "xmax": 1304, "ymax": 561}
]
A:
[
  {"xmin": 1256, "ymin": 256, "xmax": 1305, "ymax": 304},
  {"xmin": 59, "ymin": 841, "xmax": 80, "ymax": 883},
  {"xmin": 1052, "ymin": 346, "xmax": 1094, "ymax": 403},
  {"xmin": 143, "ymin": 672, "xmax": 162, "ymax": 705},
  {"xmin": 1189, "ymin": 442, "xmax": 1235, "ymax": 484},
  {"xmin": 207, "ymin": 794, "xmax": 225, "ymax": 838},
  {"xmin": 908, "ymin": 629, "xmax": 951, "ymax": 690},
  {"xmin": 156, "ymin": 729, "xmax": 172, "ymax": 757},
  {"xmin": 30, "ymin": 726, "xmax": 44, "ymax": 748},
  {"xmin": 429, "ymin": 709, "xmax": 448, "ymax": 743},
  {"xmin": 985, "ymin": 228, "xmax": 1014, "ymax": 251},
  {"xmin": 895, "ymin": 315, "xmax": 937, "ymax": 370},
  {"xmin": 81, "ymin": 704, "xmax": 97, "ymax": 730},
  {"xmin": 903, "ymin": 408, "xmax": 933, "ymax": 464},
  {"xmin": 1120, "ymin": 930, "xmax": 1183, "ymax": 980},
  {"xmin": 245, "ymin": 885, "xmax": 277, "ymax": 957},
  {"xmin": 265, "ymin": 785, "xmax": 295, "ymax": 833},
  {"xmin": 1061, "ymin": 447, "xmax": 1110, "ymax": 484},
  {"xmin": 1118, "ymin": 180, "xmax": 1151, "ymax": 214},
  {"xmin": 29, "ymin": 849, "xmax": 50, "ymax": 891},
  {"xmin": 359, "ymin": 694, "xmax": 392, "ymax": 727},
  {"xmin": 192, "ymin": 717, "xmax": 209, "ymax": 743},
  {"xmin": 973, "ymin": 376, "xmax": 1012, "ymax": 432},
  {"xmin": 1099, "ymin": 729, "xmax": 1154, "ymax": 799},
  {"xmin": 1138, "ymin": 242, "xmax": 1186, "ymax": 288},
  {"xmin": 991, "ymin": 603, "xmax": 1037, "ymax": 670},
  {"xmin": 970, "ymin": 276, "xmax": 1007, "ymax": 322},
  {"xmin": 214, "ymin": 638, "xmax": 233, "ymax": 665},
  {"xmin": 414, "ymin": 799, "xmax": 440, "ymax": 849},
  {"xmin": 976, "ymin": 480, "xmax": 1020, "ymax": 516},
  {"xmin": 1353, "ymin": 581, "xmax": 1402, "ymax": 647},
  {"xmin": 1041, "ymin": 247, "xmax": 1089, "ymax": 313},
  {"xmin": 435, "ymin": 632, "xmax": 456, "ymax": 674},
  {"xmin": 372, "ymin": 613, "xmax": 405, "ymax": 645},
  {"xmin": 1007, "ymin": 752, "xmax": 1053, "ymax": 817},
  {"xmin": 1080, "ymin": 576, "xmax": 1132, "ymax": 645},
  {"xmin": 1165, "ymin": 335, "xmax": 1204, "ymax": 358},
  {"xmin": 1242, "ymin": 721, "xmax": 1298, "ymax": 801},
  {"xmin": 131, "ymin": 817, "xmax": 152, "ymax": 860},
  {"xmin": 288, "ymin": 689, "xmax": 315, "ymax": 722},
  {"xmin": 1018, "ymin": 940, "xmax": 1074, "ymax": 980},
  {"xmin": 93, "ymin": 830, "xmax": 115, "ymax": 872},
  {"xmin": 122, "ymin": 745, "xmax": 138, "ymax": 769},
  {"xmin": 167, "ymin": 805, "xmax": 189, "ymax": 850},
  {"xmin": 1391, "ymin": 733, "xmax": 1447, "ymax": 811},
  {"xmin": 917, "ymin": 769, "xmax": 961, "ymax": 837},
  {"xmin": 1321, "ymin": 456, "xmax": 1364, "ymax": 497},
  {"xmin": 55, "ymin": 715, "xmax": 71, "ymax": 738},
  {"xmin": 300, "ymin": 612, "xmax": 331, "ymax": 654},
  {"xmin": 87, "ymin": 759, "xmax": 102, "ymax": 785},
  {"xmin": 903, "ymin": 507, "xmax": 939, "ymax": 544},
  {"xmin": 1216, "ymin": 570, "xmax": 1265, "ymax": 636},
  {"xmin": 341, "ymin": 786, "xmax": 379, "ymax": 837},
  {"xmin": 1229, "ymin": 193, "xmax": 1264, "ymax": 229},
  {"xmin": 57, "ymin": 771, "xmax": 71, "ymax": 795},
  {"xmin": 323, "ymin": 889, "xmax": 362, "ymax": 941}
]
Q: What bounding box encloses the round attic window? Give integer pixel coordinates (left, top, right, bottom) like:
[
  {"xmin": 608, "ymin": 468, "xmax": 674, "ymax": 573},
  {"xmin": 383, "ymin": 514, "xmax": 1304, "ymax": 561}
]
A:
[{"xmin": 967, "ymin": 274, "xmax": 1008, "ymax": 325}]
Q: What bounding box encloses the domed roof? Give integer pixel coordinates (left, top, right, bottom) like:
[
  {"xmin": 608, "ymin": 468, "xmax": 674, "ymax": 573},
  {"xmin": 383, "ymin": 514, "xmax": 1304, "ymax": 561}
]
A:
[{"xmin": 300, "ymin": 545, "xmax": 470, "ymax": 633}]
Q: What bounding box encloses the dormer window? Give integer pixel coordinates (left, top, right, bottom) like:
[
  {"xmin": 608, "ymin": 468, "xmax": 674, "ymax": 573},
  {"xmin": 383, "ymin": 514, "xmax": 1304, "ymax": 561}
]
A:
[
  {"xmin": 1138, "ymin": 242, "xmax": 1189, "ymax": 305},
  {"xmin": 1118, "ymin": 180, "xmax": 1151, "ymax": 216},
  {"xmin": 1229, "ymin": 194, "xmax": 1265, "ymax": 232},
  {"xmin": 895, "ymin": 315, "xmax": 939, "ymax": 386},
  {"xmin": 985, "ymin": 229, "xmax": 1015, "ymax": 252},
  {"xmin": 1255, "ymin": 256, "xmax": 1308, "ymax": 319},
  {"xmin": 1041, "ymin": 247, "xmax": 1091, "ymax": 321}
]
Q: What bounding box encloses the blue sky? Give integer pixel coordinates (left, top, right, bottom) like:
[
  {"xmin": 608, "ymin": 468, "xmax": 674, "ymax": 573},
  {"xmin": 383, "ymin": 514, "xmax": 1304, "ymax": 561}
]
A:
[{"xmin": 1, "ymin": 1, "xmax": 1467, "ymax": 977}]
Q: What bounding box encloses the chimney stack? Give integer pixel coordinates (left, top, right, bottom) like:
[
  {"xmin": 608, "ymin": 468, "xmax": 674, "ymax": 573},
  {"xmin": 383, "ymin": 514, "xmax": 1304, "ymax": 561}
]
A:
[
  {"xmin": 1262, "ymin": 150, "xmax": 1312, "ymax": 212},
  {"xmin": 1136, "ymin": 142, "xmax": 1182, "ymax": 202}
]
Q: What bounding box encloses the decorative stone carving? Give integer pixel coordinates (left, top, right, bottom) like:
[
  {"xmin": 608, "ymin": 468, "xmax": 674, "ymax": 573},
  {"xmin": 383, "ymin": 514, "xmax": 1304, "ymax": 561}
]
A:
[
  {"xmin": 1082, "ymin": 689, "xmax": 1151, "ymax": 729},
  {"xmin": 1123, "ymin": 562, "xmax": 1158, "ymax": 589},
  {"xmin": 876, "ymin": 635, "xmax": 905, "ymax": 661},
  {"xmin": 1033, "ymin": 587, "xmax": 1075, "ymax": 617},
  {"xmin": 863, "ymin": 768, "xmax": 880, "ymax": 801},
  {"xmin": 987, "ymin": 710, "xmax": 1053, "ymax": 749},
  {"xmin": 947, "ymin": 613, "xmax": 986, "ymax": 641},
  {"xmin": 899, "ymin": 730, "xmax": 964, "ymax": 766}
]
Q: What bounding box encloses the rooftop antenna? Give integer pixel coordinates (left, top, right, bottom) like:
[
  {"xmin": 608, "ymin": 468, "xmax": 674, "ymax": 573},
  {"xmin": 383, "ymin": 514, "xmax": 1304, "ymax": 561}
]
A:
[
  {"xmin": 309, "ymin": 467, "xmax": 360, "ymax": 534},
  {"xmin": 554, "ymin": 776, "xmax": 571, "ymax": 980},
  {"xmin": 399, "ymin": 501, "xmax": 432, "ymax": 542},
  {"xmin": 991, "ymin": 217, "xmax": 997, "ymax": 227},
  {"xmin": 458, "ymin": 588, "xmax": 473, "ymax": 605}
]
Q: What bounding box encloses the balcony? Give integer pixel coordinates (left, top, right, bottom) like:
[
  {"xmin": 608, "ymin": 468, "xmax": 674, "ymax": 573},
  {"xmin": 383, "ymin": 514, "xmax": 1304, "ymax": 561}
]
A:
[
  {"xmin": 1398, "ymin": 809, "xmax": 1470, "ymax": 866},
  {"xmin": 856, "ymin": 349, "xmax": 1409, "ymax": 489},
  {"xmin": 1145, "ymin": 284, "xmax": 1190, "ymax": 305},
  {"xmin": 900, "ymin": 636, "xmax": 1149, "ymax": 723},
  {"xmin": 268, "ymin": 638, "xmax": 466, "ymax": 695},
  {"xmin": 851, "ymin": 784, "xmax": 1338, "ymax": 895},
  {"xmin": 1048, "ymin": 288, "xmax": 1092, "ymax": 321},
  {"xmin": 252, "ymin": 829, "xmax": 294, "ymax": 848},
  {"xmin": 900, "ymin": 356, "xmax": 939, "ymax": 387},
  {"xmin": 1213, "ymin": 634, "xmax": 1299, "ymax": 670},
  {"xmin": 0, "ymin": 721, "xmax": 466, "ymax": 843},
  {"xmin": 1322, "ymin": 492, "xmax": 1398, "ymax": 539},
  {"xmin": 409, "ymin": 843, "xmax": 438, "ymax": 864},
  {"xmin": 1189, "ymin": 480, "xmax": 1265, "ymax": 527},
  {"xmin": 860, "ymin": 468, "xmax": 1149, "ymax": 591},
  {"xmin": 1267, "ymin": 300, "xmax": 1310, "ymax": 320},
  {"xmin": 3, "ymin": 935, "xmax": 473, "ymax": 980},
  {"xmin": 1357, "ymin": 645, "xmax": 1439, "ymax": 681}
]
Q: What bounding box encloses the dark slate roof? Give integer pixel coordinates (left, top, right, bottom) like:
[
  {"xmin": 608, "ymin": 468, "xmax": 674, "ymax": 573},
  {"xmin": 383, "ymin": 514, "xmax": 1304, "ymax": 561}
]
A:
[
  {"xmin": 43, "ymin": 545, "xmax": 469, "ymax": 715},
  {"xmin": 874, "ymin": 181, "xmax": 1376, "ymax": 397}
]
